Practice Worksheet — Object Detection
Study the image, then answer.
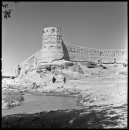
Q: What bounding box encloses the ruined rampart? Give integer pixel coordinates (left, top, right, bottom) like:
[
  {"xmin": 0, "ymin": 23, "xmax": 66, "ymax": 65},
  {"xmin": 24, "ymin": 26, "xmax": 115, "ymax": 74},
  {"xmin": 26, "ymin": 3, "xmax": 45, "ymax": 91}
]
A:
[
  {"xmin": 66, "ymin": 45, "xmax": 127, "ymax": 63},
  {"xmin": 14, "ymin": 27, "xmax": 127, "ymax": 77}
]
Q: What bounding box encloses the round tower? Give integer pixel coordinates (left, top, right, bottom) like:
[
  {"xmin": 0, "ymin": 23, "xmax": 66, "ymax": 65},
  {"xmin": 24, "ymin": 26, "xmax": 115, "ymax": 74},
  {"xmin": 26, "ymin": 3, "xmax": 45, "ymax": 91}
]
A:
[{"xmin": 40, "ymin": 27, "xmax": 64, "ymax": 63}]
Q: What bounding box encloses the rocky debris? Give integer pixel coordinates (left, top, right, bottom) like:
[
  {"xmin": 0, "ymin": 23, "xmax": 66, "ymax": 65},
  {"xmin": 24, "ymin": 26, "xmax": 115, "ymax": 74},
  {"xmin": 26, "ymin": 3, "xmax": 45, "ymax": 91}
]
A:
[
  {"xmin": 34, "ymin": 83, "xmax": 82, "ymax": 95},
  {"xmin": 19, "ymin": 62, "xmax": 86, "ymax": 84},
  {"xmin": 2, "ymin": 101, "xmax": 10, "ymax": 109},
  {"xmin": 2, "ymin": 78, "xmax": 17, "ymax": 87},
  {"xmin": 2, "ymin": 78, "xmax": 24, "ymax": 110},
  {"xmin": 16, "ymin": 62, "xmax": 127, "ymax": 86},
  {"xmin": 80, "ymin": 63, "xmax": 127, "ymax": 78},
  {"xmin": 86, "ymin": 62, "xmax": 97, "ymax": 68},
  {"xmin": 52, "ymin": 74, "xmax": 64, "ymax": 83},
  {"xmin": 2, "ymin": 100, "xmax": 21, "ymax": 109},
  {"xmin": 31, "ymin": 82, "xmax": 47, "ymax": 89},
  {"xmin": 36, "ymin": 61, "xmax": 74, "ymax": 73},
  {"xmin": 19, "ymin": 79, "xmax": 33, "ymax": 85},
  {"xmin": 119, "ymin": 66, "xmax": 127, "ymax": 75},
  {"xmin": 2, "ymin": 76, "xmax": 15, "ymax": 79},
  {"xmin": 119, "ymin": 71, "xmax": 127, "ymax": 75},
  {"xmin": 54, "ymin": 86, "xmax": 81, "ymax": 94},
  {"xmin": 16, "ymin": 61, "xmax": 128, "ymax": 85},
  {"xmin": 2, "ymin": 87, "xmax": 24, "ymax": 109},
  {"xmin": 35, "ymin": 61, "xmax": 79, "ymax": 80},
  {"xmin": 70, "ymin": 63, "xmax": 84, "ymax": 74}
]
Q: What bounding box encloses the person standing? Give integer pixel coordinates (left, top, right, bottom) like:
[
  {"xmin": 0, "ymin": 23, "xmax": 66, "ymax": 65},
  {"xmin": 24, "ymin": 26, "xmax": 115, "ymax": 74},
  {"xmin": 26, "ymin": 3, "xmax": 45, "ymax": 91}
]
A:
[
  {"xmin": 63, "ymin": 77, "xmax": 66, "ymax": 84},
  {"xmin": 52, "ymin": 76, "xmax": 56, "ymax": 83}
]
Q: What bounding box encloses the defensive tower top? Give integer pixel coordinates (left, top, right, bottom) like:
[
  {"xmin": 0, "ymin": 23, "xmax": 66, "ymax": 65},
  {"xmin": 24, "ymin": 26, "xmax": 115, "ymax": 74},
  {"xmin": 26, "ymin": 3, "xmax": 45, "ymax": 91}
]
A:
[
  {"xmin": 42, "ymin": 27, "xmax": 62, "ymax": 45},
  {"xmin": 43, "ymin": 27, "xmax": 61, "ymax": 34}
]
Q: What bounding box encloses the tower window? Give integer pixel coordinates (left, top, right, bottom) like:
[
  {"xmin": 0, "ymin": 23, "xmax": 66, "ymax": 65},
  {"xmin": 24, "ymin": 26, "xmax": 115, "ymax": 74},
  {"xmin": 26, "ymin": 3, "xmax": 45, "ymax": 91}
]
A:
[{"xmin": 52, "ymin": 29, "xmax": 55, "ymax": 33}]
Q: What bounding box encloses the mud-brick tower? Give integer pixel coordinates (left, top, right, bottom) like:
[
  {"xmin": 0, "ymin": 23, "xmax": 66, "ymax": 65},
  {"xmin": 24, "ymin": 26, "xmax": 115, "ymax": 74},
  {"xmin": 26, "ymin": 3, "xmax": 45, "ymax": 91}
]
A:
[{"xmin": 40, "ymin": 27, "xmax": 64, "ymax": 63}]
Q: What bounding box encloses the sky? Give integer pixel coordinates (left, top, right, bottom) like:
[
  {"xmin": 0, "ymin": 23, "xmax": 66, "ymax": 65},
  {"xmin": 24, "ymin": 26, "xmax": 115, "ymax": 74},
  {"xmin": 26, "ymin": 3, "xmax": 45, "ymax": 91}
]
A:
[{"xmin": 2, "ymin": 2, "xmax": 127, "ymax": 76}]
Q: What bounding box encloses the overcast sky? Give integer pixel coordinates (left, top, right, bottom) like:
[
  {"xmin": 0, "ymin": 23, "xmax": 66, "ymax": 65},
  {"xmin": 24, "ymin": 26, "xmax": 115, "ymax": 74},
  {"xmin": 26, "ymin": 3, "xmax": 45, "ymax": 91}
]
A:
[{"xmin": 2, "ymin": 2, "xmax": 127, "ymax": 76}]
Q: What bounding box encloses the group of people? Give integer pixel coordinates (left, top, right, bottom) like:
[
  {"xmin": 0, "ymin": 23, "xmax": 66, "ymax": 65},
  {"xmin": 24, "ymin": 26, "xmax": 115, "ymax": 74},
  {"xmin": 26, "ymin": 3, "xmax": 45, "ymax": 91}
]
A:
[{"xmin": 52, "ymin": 74, "xmax": 66, "ymax": 84}]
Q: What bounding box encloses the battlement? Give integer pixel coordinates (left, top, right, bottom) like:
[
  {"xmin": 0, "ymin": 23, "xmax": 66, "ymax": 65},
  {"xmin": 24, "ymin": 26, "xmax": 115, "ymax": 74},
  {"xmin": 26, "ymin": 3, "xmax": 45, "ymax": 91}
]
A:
[
  {"xmin": 42, "ymin": 27, "xmax": 62, "ymax": 45},
  {"xmin": 43, "ymin": 27, "xmax": 61, "ymax": 35}
]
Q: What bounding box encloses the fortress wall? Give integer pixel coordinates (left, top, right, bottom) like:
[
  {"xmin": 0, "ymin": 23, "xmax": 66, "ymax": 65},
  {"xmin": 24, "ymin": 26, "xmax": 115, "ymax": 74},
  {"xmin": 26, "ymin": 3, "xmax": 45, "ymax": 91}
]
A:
[
  {"xmin": 16, "ymin": 50, "xmax": 42, "ymax": 76},
  {"xmin": 17, "ymin": 44, "xmax": 127, "ymax": 74},
  {"xmin": 66, "ymin": 45, "xmax": 89, "ymax": 61},
  {"xmin": 14, "ymin": 65, "xmax": 20, "ymax": 77},
  {"xmin": 15, "ymin": 45, "xmax": 127, "ymax": 77},
  {"xmin": 66, "ymin": 45, "xmax": 127, "ymax": 64},
  {"xmin": 114, "ymin": 50, "xmax": 127, "ymax": 63},
  {"xmin": 15, "ymin": 27, "xmax": 127, "ymax": 77},
  {"xmin": 27, "ymin": 56, "xmax": 36, "ymax": 71}
]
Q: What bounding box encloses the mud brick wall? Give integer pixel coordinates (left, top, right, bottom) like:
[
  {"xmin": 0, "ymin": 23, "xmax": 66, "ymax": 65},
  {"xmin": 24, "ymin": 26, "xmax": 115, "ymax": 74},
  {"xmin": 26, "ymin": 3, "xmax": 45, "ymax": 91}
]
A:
[
  {"xmin": 15, "ymin": 27, "xmax": 127, "ymax": 76},
  {"xmin": 66, "ymin": 45, "xmax": 127, "ymax": 64},
  {"xmin": 41, "ymin": 27, "xmax": 64, "ymax": 63}
]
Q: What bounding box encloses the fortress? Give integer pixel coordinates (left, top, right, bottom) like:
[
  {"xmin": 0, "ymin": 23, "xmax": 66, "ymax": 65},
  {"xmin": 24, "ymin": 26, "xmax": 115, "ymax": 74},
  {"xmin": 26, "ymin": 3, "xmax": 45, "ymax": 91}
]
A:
[{"xmin": 14, "ymin": 27, "xmax": 127, "ymax": 77}]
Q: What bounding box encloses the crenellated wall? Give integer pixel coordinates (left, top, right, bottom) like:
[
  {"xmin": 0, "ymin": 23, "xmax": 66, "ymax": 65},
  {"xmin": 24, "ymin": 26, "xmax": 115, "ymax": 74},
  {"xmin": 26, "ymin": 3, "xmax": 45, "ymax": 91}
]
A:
[
  {"xmin": 66, "ymin": 45, "xmax": 127, "ymax": 63},
  {"xmin": 14, "ymin": 27, "xmax": 127, "ymax": 77}
]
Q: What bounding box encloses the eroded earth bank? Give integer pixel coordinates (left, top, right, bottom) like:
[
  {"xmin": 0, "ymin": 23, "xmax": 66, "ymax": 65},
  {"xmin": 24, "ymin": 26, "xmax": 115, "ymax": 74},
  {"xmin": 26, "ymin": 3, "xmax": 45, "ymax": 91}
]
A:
[{"xmin": 2, "ymin": 61, "xmax": 127, "ymax": 128}]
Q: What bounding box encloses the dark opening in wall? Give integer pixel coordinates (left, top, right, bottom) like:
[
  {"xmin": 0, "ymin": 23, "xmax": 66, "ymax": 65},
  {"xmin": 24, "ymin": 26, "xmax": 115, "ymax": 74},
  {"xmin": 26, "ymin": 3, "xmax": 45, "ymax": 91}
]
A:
[
  {"xmin": 49, "ymin": 45, "xmax": 54, "ymax": 48},
  {"xmin": 18, "ymin": 67, "xmax": 21, "ymax": 75},
  {"xmin": 52, "ymin": 29, "xmax": 55, "ymax": 33},
  {"xmin": 87, "ymin": 62, "xmax": 96, "ymax": 68},
  {"xmin": 46, "ymin": 67, "xmax": 51, "ymax": 71}
]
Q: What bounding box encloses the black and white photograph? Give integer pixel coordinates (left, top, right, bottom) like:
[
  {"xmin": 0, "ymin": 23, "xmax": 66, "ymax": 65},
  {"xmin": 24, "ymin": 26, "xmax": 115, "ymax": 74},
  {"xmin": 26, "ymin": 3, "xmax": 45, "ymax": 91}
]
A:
[{"xmin": 2, "ymin": 1, "xmax": 127, "ymax": 128}]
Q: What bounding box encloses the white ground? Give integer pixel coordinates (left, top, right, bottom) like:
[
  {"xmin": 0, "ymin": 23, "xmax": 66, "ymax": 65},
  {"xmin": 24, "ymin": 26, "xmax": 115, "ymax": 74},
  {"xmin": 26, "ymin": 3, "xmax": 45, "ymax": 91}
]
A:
[{"xmin": 2, "ymin": 63, "xmax": 127, "ymax": 107}]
